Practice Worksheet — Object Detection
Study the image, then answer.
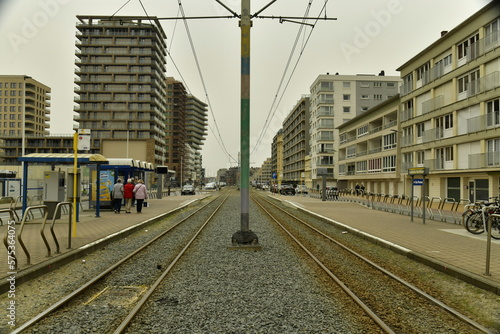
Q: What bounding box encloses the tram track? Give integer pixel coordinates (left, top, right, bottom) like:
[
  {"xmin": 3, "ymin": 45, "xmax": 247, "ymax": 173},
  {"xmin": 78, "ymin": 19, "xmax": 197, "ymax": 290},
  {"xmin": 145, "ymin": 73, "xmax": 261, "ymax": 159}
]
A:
[
  {"xmin": 253, "ymin": 194, "xmax": 494, "ymax": 334},
  {"xmin": 12, "ymin": 195, "xmax": 228, "ymax": 334}
]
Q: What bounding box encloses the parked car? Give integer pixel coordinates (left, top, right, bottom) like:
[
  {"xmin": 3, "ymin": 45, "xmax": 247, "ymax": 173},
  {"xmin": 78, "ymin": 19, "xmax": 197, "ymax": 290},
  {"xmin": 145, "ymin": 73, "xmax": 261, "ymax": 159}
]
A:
[
  {"xmin": 181, "ymin": 184, "xmax": 195, "ymax": 195},
  {"xmin": 295, "ymin": 185, "xmax": 308, "ymax": 194},
  {"xmin": 280, "ymin": 184, "xmax": 296, "ymax": 195}
]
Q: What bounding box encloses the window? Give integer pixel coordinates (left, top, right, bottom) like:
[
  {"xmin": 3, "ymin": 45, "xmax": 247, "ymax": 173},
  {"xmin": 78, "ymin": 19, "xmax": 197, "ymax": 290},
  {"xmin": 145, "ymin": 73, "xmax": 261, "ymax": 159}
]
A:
[
  {"xmin": 319, "ymin": 106, "xmax": 333, "ymax": 116},
  {"xmin": 383, "ymin": 132, "xmax": 397, "ymax": 150},
  {"xmin": 343, "ymin": 94, "xmax": 351, "ymax": 101},
  {"xmin": 387, "ymin": 82, "xmax": 395, "ymax": 87},
  {"xmin": 339, "ymin": 133, "xmax": 347, "ymax": 144},
  {"xmin": 361, "ymin": 95, "xmax": 369, "ymax": 99},
  {"xmin": 382, "ymin": 155, "xmax": 396, "ymax": 172},
  {"xmin": 416, "ymin": 151, "xmax": 425, "ymax": 165},
  {"xmin": 457, "ymin": 33, "xmax": 479, "ymax": 60},
  {"xmin": 416, "ymin": 62, "xmax": 430, "ymax": 84},
  {"xmin": 416, "ymin": 122, "xmax": 425, "ymax": 138},
  {"xmin": 343, "ymin": 82, "xmax": 351, "ymax": 88},
  {"xmin": 436, "ymin": 113, "xmax": 453, "ymax": 130},
  {"xmin": 360, "ymin": 82, "xmax": 369, "ymax": 88},
  {"xmin": 373, "ymin": 82, "xmax": 382, "ymax": 87},
  {"xmin": 319, "ymin": 94, "xmax": 334, "ymax": 103},
  {"xmin": 374, "ymin": 94, "xmax": 382, "ymax": 100},
  {"xmin": 487, "ymin": 139, "xmax": 500, "ymax": 166},
  {"xmin": 357, "ymin": 125, "xmax": 368, "ymax": 137},
  {"xmin": 356, "ymin": 161, "xmax": 367, "ymax": 173},
  {"xmin": 346, "ymin": 145, "xmax": 356, "ymax": 158},
  {"xmin": 458, "ymin": 69, "xmax": 480, "ymax": 97},
  {"xmin": 486, "ymin": 98, "xmax": 500, "ymax": 126},
  {"xmin": 343, "ymin": 106, "xmax": 351, "ymax": 113},
  {"xmin": 368, "ymin": 158, "xmax": 381, "ymax": 173},
  {"xmin": 320, "ymin": 81, "xmax": 333, "ymax": 91},
  {"xmin": 485, "ymin": 18, "xmax": 499, "ymax": 49}
]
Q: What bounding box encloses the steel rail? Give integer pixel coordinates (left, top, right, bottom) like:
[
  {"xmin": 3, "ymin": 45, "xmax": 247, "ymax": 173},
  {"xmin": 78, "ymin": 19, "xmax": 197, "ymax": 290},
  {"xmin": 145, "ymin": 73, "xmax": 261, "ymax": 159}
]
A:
[
  {"xmin": 11, "ymin": 195, "xmax": 222, "ymax": 334},
  {"xmin": 258, "ymin": 195, "xmax": 494, "ymax": 334},
  {"xmin": 113, "ymin": 195, "xmax": 228, "ymax": 333},
  {"xmin": 252, "ymin": 195, "xmax": 395, "ymax": 334}
]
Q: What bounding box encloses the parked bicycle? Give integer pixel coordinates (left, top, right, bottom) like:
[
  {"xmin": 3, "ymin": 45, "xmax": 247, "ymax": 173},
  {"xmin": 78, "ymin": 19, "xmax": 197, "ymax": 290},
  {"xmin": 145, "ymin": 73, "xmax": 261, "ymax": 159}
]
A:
[{"xmin": 463, "ymin": 197, "xmax": 500, "ymax": 240}]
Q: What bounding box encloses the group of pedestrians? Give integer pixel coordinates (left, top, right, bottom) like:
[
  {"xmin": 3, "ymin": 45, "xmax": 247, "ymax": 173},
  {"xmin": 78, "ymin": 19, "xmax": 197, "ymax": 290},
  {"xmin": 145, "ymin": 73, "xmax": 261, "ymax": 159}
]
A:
[{"xmin": 111, "ymin": 178, "xmax": 148, "ymax": 214}]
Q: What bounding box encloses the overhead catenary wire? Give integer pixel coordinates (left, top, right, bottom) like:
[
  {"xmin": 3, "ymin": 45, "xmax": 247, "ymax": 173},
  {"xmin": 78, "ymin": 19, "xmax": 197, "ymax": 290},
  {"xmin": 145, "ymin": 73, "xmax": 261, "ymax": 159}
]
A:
[
  {"xmin": 177, "ymin": 0, "xmax": 237, "ymax": 165},
  {"xmin": 251, "ymin": 0, "xmax": 330, "ymax": 158}
]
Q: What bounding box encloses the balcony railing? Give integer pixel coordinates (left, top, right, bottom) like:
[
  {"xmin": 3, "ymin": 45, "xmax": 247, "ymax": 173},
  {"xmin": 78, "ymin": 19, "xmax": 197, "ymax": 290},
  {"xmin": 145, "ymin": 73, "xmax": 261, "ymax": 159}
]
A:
[
  {"xmin": 469, "ymin": 152, "xmax": 500, "ymax": 168},
  {"xmin": 467, "ymin": 112, "xmax": 500, "ymax": 133},
  {"xmin": 422, "ymin": 95, "xmax": 444, "ymax": 114},
  {"xmin": 400, "ymin": 108, "xmax": 413, "ymax": 122}
]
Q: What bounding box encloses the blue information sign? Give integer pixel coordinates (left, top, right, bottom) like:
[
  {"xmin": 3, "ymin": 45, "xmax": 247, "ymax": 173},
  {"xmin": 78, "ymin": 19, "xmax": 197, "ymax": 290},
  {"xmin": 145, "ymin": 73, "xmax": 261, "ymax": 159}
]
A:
[{"xmin": 413, "ymin": 179, "xmax": 424, "ymax": 186}]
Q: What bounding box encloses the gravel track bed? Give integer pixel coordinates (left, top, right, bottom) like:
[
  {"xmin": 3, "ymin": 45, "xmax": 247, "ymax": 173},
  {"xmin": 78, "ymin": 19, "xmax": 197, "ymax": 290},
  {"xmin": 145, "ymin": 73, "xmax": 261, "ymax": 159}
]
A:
[
  {"xmin": 257, "ymin": 196, "xmax": 483, "ymax": 333},
  {"xmin": 263, "ymin": 194, "xmax": 500, "ymax": 333},
  {"xmin": 125, "ymin": 192, "xmax": 374, "ymax": 333},
  {"xmin": 20, "ymin": 197, "xmax": 225, "ymax": 334},
  {"xmin": 0, "ymin": 197, "xmax": 216, "ymax": 334}
]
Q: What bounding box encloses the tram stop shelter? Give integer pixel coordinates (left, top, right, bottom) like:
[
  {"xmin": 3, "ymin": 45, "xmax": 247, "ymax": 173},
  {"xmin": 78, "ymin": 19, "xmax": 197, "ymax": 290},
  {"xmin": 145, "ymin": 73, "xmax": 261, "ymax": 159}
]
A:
[
  {"xmin": 18, "ymin": 153, "xmax": 109, "ymax": 218},
  {"xmin": 94, "ymin": 158, "xmax": 155, "ymax": 208}
]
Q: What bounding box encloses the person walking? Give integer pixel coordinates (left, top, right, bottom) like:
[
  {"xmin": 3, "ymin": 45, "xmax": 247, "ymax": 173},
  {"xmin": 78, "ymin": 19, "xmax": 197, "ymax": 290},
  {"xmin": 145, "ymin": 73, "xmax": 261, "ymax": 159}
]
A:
[
  {"xmin": 133, "ymin": 179, "xmax": 148, "ymax": 213},
  {"xmin": 112, "ymin": 179, "xmax": 124, "ymax": 213},
  {"xmin": 123, "ymin": 178, "xmax": 135, "ymax": 214}
]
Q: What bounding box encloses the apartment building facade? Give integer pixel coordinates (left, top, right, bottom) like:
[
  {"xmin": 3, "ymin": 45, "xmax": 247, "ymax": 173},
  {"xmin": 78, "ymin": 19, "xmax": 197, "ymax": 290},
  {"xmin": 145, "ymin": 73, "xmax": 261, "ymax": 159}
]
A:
[
  {"xmin": 0, "ymin": 75, "xmax": 51, "ymax": 163},
  {"xmin": 165, "ymin": 77, "xmax": 187, "ymax": 184},
  {"xmin": 398, "ymin": 1, "xmax": 500, "ymax": 201},
  {"xmin": 271, "ymin": 129, "xmax": 283, "ymax": 186},
  {"xmin": 75, "ymin": 15, "xmax": 168, "ymax": 165},
  {"xmin": 282, "ymin": 95, "xmax": 310, "ymax": 185},
  {"xmin": 337, "ymin": 95, "xmax": 401, "ymax": 195},
  {"xmin": 185, "ymin": 94, "xmax": 208, "ymax": 182},
  {"xmin": 309, "ymin": 73, "xmax": 400, "ymax": 188}
]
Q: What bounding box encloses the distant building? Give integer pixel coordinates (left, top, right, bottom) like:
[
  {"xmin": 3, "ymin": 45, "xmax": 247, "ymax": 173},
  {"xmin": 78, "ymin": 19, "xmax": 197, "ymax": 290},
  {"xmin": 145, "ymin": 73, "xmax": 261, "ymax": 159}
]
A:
[
  {"xmin": 0, "ymin": 75, "xmax": 51, "ymax": 163},
  {"xmin": 308, "ymin": 72, "xmax": 401, "ymax": 188},
  {"xmin": 74, "ymin": 15, "xmax": 168, "ymax": 165},
  {"xmin": 185, "ymin": 94, "xmax": 208, "ymax": 182},
  {"xmin": 165, "ymin": 77, "xmax": 187, "ymax": 183},
  {"xmin": 271, "ymin": 129, "xmax": 283, "ymax": 186},
  {"xmin": 282, "ymin": 95, "xmax": 310, "ymax": 184}
]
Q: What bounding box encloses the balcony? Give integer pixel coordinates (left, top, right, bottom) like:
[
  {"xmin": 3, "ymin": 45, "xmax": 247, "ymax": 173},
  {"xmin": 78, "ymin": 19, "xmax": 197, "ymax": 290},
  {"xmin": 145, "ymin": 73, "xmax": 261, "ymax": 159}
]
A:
[
  {"xmin": 469, "ymin": 152, "xmax": 500, "ymax": 169},
  {"xmin": 422, "ymin": 95, "xmax": 444, "ymax": 115}
]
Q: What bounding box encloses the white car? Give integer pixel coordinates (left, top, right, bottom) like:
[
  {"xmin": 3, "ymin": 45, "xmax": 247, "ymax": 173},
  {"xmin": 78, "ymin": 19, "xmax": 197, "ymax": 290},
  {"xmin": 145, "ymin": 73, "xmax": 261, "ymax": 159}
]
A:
[{"xmin": 181, "ymin": 184, "xmax": 195, "ymax": 195}]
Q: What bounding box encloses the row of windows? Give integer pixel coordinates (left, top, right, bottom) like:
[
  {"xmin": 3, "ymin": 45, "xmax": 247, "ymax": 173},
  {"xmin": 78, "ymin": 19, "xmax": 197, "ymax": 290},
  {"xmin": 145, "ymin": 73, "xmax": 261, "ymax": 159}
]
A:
[
  {"xmin": 403, "ymin": 17, "xmax": 499, "ymax": 94},
  {"xmin": 0, "ymin": 83, "xmax": 22, "ymax": 89}
]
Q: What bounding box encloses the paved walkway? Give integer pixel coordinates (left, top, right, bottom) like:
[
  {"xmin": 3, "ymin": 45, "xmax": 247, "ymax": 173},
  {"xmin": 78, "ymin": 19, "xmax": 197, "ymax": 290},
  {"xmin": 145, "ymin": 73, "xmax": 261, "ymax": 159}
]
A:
[{"xmin": 268, "ymin": 193, "xmax": 500, "ymax": 294}]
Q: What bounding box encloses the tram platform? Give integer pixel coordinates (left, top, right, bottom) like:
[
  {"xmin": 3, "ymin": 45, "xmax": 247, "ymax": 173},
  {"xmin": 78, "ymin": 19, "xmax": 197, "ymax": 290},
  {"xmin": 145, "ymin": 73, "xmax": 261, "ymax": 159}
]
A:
[
  {"xmin": 0, "ymin": 193, "xmax": 210, "ymax": 293},
  {"xmin": 268, "ymin": 193, "xmax": 500, "ymax": 295}
]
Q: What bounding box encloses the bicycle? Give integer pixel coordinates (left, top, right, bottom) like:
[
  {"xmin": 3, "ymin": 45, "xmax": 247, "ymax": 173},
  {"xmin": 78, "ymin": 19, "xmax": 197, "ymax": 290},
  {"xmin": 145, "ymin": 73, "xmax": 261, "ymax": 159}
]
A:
[{"xmin": 464, "ymin": 197, "xmax": 500, "ymax": 240}]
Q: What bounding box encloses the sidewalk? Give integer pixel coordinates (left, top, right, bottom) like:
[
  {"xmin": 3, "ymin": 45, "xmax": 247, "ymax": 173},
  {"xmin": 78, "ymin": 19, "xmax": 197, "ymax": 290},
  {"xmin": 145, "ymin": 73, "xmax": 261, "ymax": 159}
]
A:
[
  {"xmin": 268, "ymin": 193, "xmax": 500, "ymax": 294},
  {"xmin": 0, "ymin": 193, "xmax": 209, "ymax": 292}
]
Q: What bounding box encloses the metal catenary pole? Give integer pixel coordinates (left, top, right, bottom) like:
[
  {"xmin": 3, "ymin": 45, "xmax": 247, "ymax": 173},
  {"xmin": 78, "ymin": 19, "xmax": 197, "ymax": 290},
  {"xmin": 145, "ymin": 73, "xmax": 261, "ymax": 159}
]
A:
[{"xmin": 231, "ymin": 0, "xmax": 259, "ymax": 246}]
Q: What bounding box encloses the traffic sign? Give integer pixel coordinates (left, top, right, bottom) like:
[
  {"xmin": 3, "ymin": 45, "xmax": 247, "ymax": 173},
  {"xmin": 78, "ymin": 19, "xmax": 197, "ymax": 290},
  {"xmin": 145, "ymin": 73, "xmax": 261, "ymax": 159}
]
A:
[{"xmin": 413, "ymin": 179, "xmax": 424, "ymax": 185}]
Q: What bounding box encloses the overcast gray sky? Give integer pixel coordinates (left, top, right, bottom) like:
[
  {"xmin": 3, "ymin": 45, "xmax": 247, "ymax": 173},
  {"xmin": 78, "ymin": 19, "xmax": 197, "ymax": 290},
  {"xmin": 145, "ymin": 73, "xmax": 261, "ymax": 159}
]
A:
[{"xmin": 0, "ymin": 0, "xmax": 491, "ymax": 176}]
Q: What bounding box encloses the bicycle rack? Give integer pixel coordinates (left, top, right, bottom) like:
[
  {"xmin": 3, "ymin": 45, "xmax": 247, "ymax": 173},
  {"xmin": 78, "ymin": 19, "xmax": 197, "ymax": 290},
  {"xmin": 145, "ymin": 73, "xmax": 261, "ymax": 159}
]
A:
[
  {"xmin": 427, "ymin": 197, "xmax": 441, "ymax": 220},
  {"xmin": 2, "ymin": 209, "xmax": 19, "ymax": 270},
  {"xmin": 0, "ymin": 197, "xmax": 19, "ymax": 225},
  {"xmin": 48, "ymin": 202, "xmax": 73, "ymax": 255},
  {"xmin": 438, "ymin": 198, "xmax": 455, "ymax": 223},
  {"xmin": 17, "ymin": 205, "xmax": 48, "ymax": 265}
]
